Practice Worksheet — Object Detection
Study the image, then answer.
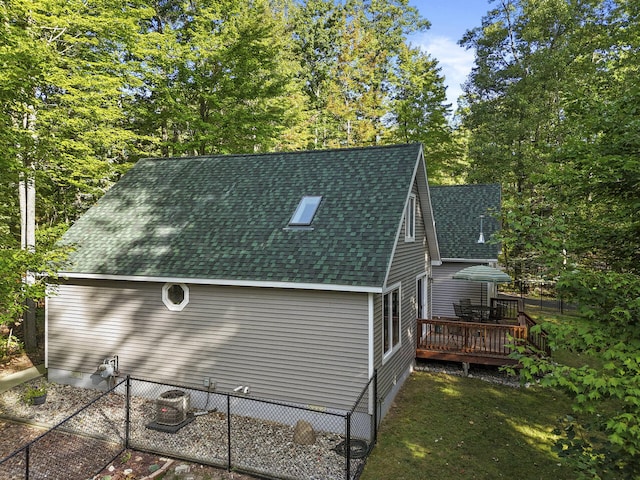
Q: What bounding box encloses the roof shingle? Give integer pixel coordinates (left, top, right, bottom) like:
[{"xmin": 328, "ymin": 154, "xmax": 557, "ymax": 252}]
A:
[
  {"xmin": 429, "ymin": 184, "xmax": 501, "ymax": 260},
  {"xmin": 61, "ymin": 144, "xmax": 425, "ymax": 288}
]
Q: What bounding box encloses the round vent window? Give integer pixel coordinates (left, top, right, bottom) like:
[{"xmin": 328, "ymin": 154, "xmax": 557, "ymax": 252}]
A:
[{"xmin": 162, "ymin": 283, "xmax": 189, "ymax": 311}]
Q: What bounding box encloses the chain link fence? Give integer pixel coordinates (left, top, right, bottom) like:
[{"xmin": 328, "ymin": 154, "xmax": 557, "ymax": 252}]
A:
[
  {"xmin": 125, "ymin": 373, "xmax": 378, "ymax": 480},
  {"xmin": 0, "ymin": 380, "xmax": 127, "ymax": 479},
  {"xmin": 1, "ymin": 372, "xmax": 378, "ymax": 480}
]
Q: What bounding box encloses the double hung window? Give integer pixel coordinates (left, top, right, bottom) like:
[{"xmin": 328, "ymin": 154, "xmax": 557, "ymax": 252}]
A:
[{"xmin": 383, "ymin": 285, "xmax": 401, "ymax": 358}]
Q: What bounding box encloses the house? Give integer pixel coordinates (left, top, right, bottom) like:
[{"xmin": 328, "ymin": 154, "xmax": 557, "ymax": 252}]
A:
[
  {"xmin": 428, "ymin": 184, "xmax": 502, "ymax": 318},
  {"xmin": 46, "ymin": 143, "xmax": 441, "ymax": 418}
]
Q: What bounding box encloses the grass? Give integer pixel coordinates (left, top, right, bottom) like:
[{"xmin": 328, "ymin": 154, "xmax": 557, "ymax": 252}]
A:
[{"xmin": 360, "ymin": 370, "xmax": 578, "ymax": 480}]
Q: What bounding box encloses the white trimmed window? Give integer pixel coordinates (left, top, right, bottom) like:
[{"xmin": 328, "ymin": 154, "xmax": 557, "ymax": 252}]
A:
[
  {"xmin": 405, "ymin": 194, "xmax": 416, "ymax": 242},
  {"xmin": 383, "ymin": 284, "xmax": 401, "ymax": 359},
  {"xmin": 162, "ymin": 283, "xmax": 189, "ymax": 311}
]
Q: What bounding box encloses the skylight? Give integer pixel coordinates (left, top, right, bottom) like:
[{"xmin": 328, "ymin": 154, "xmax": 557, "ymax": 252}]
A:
[{"xmin": 289, "ymin": 195, "xmax": 322, "ymax": 226}]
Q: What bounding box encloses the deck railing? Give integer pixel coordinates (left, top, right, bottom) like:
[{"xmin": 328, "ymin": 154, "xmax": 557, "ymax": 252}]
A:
[
  {"xmin": 417, "ymin": 318, "xmax": 527, "ymax": 361},
  {"xmin": 490, "ymin": 297, "xmax": 522, "ymax": 322},
  {"xmin": 518, "ymin": 311, "xmax": 551, "ymax": 356}
]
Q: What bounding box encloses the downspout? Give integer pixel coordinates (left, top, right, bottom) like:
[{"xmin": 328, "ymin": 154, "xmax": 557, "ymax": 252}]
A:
[
  {"xmin": 368, "ymin": 293, "xmax": 374, "ymax": 379},
  {"xmin": 368, "ymin": 293, "xmax": 375, "ymax": 417}
]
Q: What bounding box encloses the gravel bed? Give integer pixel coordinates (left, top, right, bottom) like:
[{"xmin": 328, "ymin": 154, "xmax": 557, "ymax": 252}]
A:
[
  {"xmin": 0, "ymin": 379, "xmax": 363, "ymax": 480},
  {"xmin": 414, "ymin": 359, "xmax": 523, "ymax": 387},
  {"xmin": 0, "ymin": 380, "xmax": 109, "ymax": 427}
]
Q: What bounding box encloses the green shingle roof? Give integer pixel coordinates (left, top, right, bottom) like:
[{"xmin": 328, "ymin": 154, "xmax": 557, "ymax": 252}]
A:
[
  {"xmin": 429, "ymin": 184, "xmax": 501, "ymax": 260},
  {"xmin": 61, "ymin": 144, "xmax": 426, "ymax": 289}
]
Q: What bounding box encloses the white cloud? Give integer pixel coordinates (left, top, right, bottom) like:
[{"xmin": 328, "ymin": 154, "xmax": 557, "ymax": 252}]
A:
[{"xmin": 410, "ymin": 34, "xmax": 475, "ymax": 109}]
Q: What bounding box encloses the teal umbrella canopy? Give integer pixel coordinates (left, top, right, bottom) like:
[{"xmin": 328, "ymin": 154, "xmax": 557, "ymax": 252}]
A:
[{"xmin": 452, "ymin": 265, "xmax": 512, "ymax": 283}]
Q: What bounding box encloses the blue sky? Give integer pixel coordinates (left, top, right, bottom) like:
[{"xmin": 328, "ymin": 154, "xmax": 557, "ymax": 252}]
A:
[{"xmin": 408, "ymin": 0, "xmax": 493, "ymax": 109}]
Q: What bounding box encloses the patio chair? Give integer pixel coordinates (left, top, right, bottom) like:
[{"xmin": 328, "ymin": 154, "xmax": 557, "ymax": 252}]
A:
[
  {"xmin": 460, "ymin": 298, "xmax": 472, "ymax": 306},
  {"xmin": 453, "ymin": 303, "xmax": 475, "ymax": 322},
  {"xmin": 489, "ymin": 304, "xmax": 506, "ymax": 323},
  {"xmin": 461, "ymin": 303, "xmax": 482, "ymax": 322}
]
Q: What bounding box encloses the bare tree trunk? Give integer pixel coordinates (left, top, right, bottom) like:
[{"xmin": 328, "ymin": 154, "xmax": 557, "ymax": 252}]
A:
[
  {"xmin": 19, "ymin": 173, "xmax": 37, "ymax": 351},
  {"xmin": 19, "ymin": 106, "xmax": 38, "ymax": 351}
]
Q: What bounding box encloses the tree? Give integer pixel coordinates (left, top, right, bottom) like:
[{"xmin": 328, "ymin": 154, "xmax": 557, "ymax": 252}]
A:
[
  {"xmin": 462, "ymin": 1, "xmax": 640, "ymax": 474},
  {"xmin": 386, "ymin": 44, "xmax": 461, "ymax": 181},
  {"xmin": 289, "ymin": 0, "xmax": 345, "ymax": 148},
  {"xmin": 552, "ymin": 0, "xmax": 640, "ymax": 274},
  {"xmin": 290, "ymin": 0, "xmax": 455, "ymax": 154},
  {"xmin": 129, "ymin": 0, "xmax": 304, "ymax": 156},
  {"xmin": 459, "ymin": 0, "xmax": 619, "ymax": 281},
  {"xmin": 515, "ymin": 271, "xmax": 640, "ymax": 477},
  {"xmin": 0, "ymin": 0, "xmax": 145, "ymax": 344},
  {"xmin": 325, "ymin": 14, "xmax": 387, "ymax": 146}
]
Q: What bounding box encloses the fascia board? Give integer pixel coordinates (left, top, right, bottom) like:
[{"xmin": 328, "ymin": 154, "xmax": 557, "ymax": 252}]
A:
[{"xmin": 57, "ymin": 272, "xmax": 383, "ymax": 294}]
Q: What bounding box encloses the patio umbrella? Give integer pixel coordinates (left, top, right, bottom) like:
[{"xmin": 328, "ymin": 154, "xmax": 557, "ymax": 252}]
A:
[
  {"xmin": 452, "ymin": 265, "xmax": 512, "ymax": 283},
  {"xmin": 452, "ymin": 265, "xmax": 512, "ymax": 307}
]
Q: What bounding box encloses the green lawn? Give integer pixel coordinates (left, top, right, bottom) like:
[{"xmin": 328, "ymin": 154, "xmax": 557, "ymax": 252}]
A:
[{"xmin": 360, "ymin": 371, "xmax": 578, "ymax": 480}]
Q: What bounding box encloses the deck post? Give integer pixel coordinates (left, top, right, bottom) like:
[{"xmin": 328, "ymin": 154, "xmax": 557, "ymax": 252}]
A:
[{"xmin": 462, "ymin": 362, "xmax": 469, "ymax": 376}]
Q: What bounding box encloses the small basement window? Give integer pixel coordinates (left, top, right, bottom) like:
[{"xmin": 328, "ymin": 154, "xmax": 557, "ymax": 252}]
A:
[
  {"xmin": 162, "ymin": 283, "xmax": 189, "ymax": 311},
  {"xmin": 289, "ymin": 195, "xmax": 322, "ymax": 226}
]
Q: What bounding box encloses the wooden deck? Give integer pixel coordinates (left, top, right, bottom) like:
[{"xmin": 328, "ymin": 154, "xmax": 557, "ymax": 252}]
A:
[
  {"xmin": 416, "ymin": 318, "xmax": 526, "ymax": 365},
  {"xmin": 416, "ymin": 301, "xmax": 549, "ymax": 366}
]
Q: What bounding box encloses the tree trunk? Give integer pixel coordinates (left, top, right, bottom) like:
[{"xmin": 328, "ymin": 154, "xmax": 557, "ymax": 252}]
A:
[
  {"xmin": 19, "ymin": 174, "xmax": 37, "ymax": 350},
  {"xmin": 19, "ymin": 103, "xmax": 38, "ymax": 351}
]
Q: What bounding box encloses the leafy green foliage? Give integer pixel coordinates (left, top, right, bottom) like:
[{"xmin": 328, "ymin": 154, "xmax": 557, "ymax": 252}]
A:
[
  {"xmin": 129, "ymin": 0, "xmax": 304, "ymax": 156},
  {"xmin": 289, "ymin": 0, "xmax": 455, "ymax": 157},
  {"xmin": 460, "ymin": 0, "xmax": 639, "ymax": 278},
  {"xmin": 463, "ymin": 5, "xmax": 640, "ymax": 471},
  {"xmin": 0, "ymin": 244, "xmax": 69, "ymax": 327},
  {"xmin": 513, "ymin": 271, "xmax": 640, "ymax": 477},
  {"xmin": 387, "ymin": 44, "xmax": 460, "ymax": 181}
]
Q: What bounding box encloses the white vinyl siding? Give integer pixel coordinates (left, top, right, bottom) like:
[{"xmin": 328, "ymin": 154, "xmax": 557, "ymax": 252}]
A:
[
  {"xmin": 432, "ymin": 262, "xmax": 488, "ymax": 317},
  {"xmin": 48, "ymin": 281, "xmax": 369, "ymax": 411}
]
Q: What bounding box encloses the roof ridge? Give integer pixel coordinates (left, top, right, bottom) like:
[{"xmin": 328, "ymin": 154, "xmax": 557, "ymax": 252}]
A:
[
  {"xmin": 430, "ymin": 183, "xmax": 500, "ymax": 188},
  {"xmin": 141, "ymin": 143, "xmax": 421, "ymax": 162}
]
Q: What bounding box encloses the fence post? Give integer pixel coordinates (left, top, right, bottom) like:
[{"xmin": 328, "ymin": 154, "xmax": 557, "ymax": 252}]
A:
[
  {"xmin": 345, "ymin": 411, "xmax": 351, "ymax": 480},
  {"xmin": 373, "ymin": 368, "xmax": 378, "ymax": 443},
  {"xmin": 25, "ymin": 443, "xmax": 29, "ymax": 480},
  {"xmin": 227, "ymin": 394, "xmax": 232, "ymax": 472},
  {"xmin": 125, "ymin": 375, "xmax": 131, "ymax": 449}
]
